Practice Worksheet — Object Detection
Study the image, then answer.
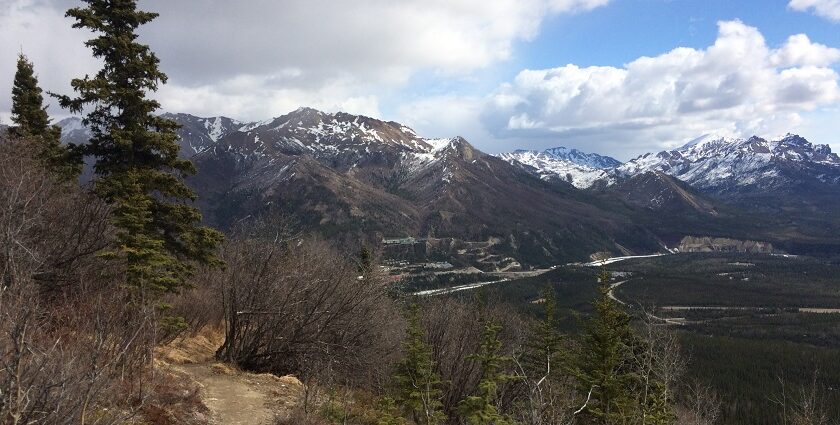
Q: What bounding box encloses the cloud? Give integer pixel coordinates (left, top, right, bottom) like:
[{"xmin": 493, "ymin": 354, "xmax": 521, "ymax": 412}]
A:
[
  {"xmin": 155, "ymin": 74, "xmax": 383, "ymax": 121},
  {"xmin": 0, "ymin": 0, "xmax": 610, "ymax": 122},
  {"xmin": 396, "ymin": 95, "xmax": 488, "ymax": 140},
  {"xmin": 789, "ymin": 0, "xmax": 840, "ymax": 22},
  {"xmin": 0, "ymin": 0, "xmax": 99, "ymax": 121},
  {"xmin": 142, "ymin": 0, "xmax": 609, "ymax": 83},
  {"xmin": 771, "ymin": 34, "xmax": 840, "ymax": 67},
  {"xmin": 482, "ymin": 20, "xmax": 840, "ymax": 158}
]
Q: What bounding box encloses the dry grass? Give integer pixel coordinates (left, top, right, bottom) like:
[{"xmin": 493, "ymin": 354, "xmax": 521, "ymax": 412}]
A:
[
  {"xmin": 137, "ymin": 364, "xmax": 212, "ymax": 425},
  {"xmin": 251, "ymin": 373, "xmax": 304, "ymax": 410},
  {"xmin": 156, "ymin": 326, "xmax": 226, "ymax": 364}
]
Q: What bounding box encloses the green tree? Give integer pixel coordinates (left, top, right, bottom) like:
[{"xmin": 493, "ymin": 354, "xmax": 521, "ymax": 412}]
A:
[
  {"xmin": 10, "ymin": 54, "xmax": 79, "ymax": 178},
  {"xmin": 358, "ymin": 244, "xmax": 374, "ymax": 275},
  {"xmin": 392, "ymin": 304, "xmax": 446, "ymax": 425},
  {"xmin": 520, "ymin": 287, "xmax": 573, "ymax": 424},
  {"xmin": 523, "ymin": 287, "xmax": 567, "ymax": 381},
  {"xmin": 10, "ymin": 54, "xmax": 50, "ymax": 138},
  {"xmin": 458, "ymin": 321, "xmax": 518, "ymax": 425},
  {"xmin": 55, "ymin": 0, "xmax": 222, "ymax": 297},
  {"xmin": 575, "ymin": 270, "xmax": 637, "ymax": 424},
  {"xmin": 636, "ymin": 380, "xmax": 672, "ymax": 425}
]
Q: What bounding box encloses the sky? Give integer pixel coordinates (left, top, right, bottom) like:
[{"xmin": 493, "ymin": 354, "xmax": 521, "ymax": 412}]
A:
[{"xmin": 1, "ymin": 0, "xmax": 839, "ymax": 160}]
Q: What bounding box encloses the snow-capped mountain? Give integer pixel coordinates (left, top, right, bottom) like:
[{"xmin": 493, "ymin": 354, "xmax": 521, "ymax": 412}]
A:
[
  {"xmin": 172, "ymin": 108, "xmax": 661, "ymax": 264},
  {"xmin": 499, "ymin": 147, "xmax": 621, "ymax": 188},
  {"xmin": 618, "ymin": 133, "xmax": 840, "ymax": 193},
  {"xmin": 52, "ymin": 108, "xmax": 840, "ymax": 259},
  {"xmin": 57, "ymin": 117, "xmax": 91, "ymax": 145},
  {"xmin": 161, "ymin": 113, "xmax": 245, "ymax": 156}
]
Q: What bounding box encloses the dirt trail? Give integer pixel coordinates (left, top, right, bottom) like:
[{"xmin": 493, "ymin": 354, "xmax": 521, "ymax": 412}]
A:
[
  {"xmin": 157, "ymin": 328, "xmax": 303, "ymax": 425},
  {"xmin": 174, "ymin": 363, "xmax": 278, "ymax": 425}
]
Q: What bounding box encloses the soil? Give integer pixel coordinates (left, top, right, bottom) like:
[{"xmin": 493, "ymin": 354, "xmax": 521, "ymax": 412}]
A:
[{"xmin": 158, "ymin": 328, "xmax": 303, "ymax": 425}]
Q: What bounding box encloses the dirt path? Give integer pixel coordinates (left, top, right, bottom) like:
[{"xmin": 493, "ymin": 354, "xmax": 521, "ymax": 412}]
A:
[
  {"xmin": 157, "ymin": 328, "xmax": 302, "ymax": 425},
  {"xmin": 174, "ymin": 363, "xmax": 278, "ymax": 425}
]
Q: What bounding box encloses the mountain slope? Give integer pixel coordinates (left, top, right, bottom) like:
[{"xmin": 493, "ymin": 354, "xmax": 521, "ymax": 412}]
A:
[
  {"xmin": 161, "ymin": 113, "xmax": 246, "ymax": 156},
  {"xmin": 604, "ymin": 171, "xmax": 720, "ymax": 215},
  {"xmin": 615, "ymin": 134, "xmax": 840, "ymax": 253},
  {"xmin": 543, "ymin": 147, "xmax": 622, "ymax": 169},
  {"xmin": 55, "ymin": 111, "xmax": 840, "ymax": 261},
  {"xmin": 180, "ymin": 109, "xmax": 662, "ymax": 265}
]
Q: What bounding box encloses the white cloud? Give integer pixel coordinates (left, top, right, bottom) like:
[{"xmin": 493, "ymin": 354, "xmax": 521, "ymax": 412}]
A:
[
  {"xmin": 155, "ymin": 74, "xmax": 382, "ymax": 121},
  {"xmin": 142, "ymin": 0, "xmax": 610, "ymax": 83},
  {"xmin": 789, "ymin": 0, "xmax": 840, "ymax": 22},
  {"xmin": 482, "ymin": 20, "xmax": 840, "ymax": 158},
  {"xmin": 396, "ymin": 95, "xmax": 488, "ymax": 140},
  {"xmin": 0, "ymin": 0, "xmax": 610, "ymax": 123},
  {"xmin": 771, "ymin": 34, "xmax": 840, "ymax": 67}
]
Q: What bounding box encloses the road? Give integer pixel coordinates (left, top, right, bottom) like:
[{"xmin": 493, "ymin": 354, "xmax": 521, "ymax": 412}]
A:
[{"xmin": 413, "ymin": 278, "xmax": 510, "ymax": 296}]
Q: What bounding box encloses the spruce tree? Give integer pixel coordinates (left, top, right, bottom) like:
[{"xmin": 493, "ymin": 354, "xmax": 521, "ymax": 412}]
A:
[
  {"xmin": 575, "ymin": 269, "xmax": 637, "ymax": 424},
  {"xmin": 457, "ymin": 321, "xmax": 518, "ymax": 425},
  {"xmin": 393, "ymin": 304, "xmax": 446, "ymax": 425},
  {"xmin": 10, "ymin": 54, "xmax": 50, "ymax": 138},
  {"xmin": 358, "ymin": 245, "xmax": 373, "ymax": 275},
  {"xmin": 10, "ymin": 54, "xmax": 79, "ymax": 178},
  {"xmin": 523, "ymin": 287, "xmax": 566, "ymax": 381},
  {"xmin": 55, "ymin": 0, "xmax": 223, "ymax": 296},
  {"xmin": 520, "ymin": 287, "xmax": 571, "ymax": 423},
  {"xmin": 637, "ymin": 380, "xmax": 673, "ymax": 425}
]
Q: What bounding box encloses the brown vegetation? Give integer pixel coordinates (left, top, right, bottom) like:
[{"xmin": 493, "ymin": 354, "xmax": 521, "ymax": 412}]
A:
[
  {"xmin": 204, "ymin": 218, "xmax": 404, "ymax": 390},
  {"xmin": 0, "ymin": 139, "xmax": 204, "ymax": 425}
]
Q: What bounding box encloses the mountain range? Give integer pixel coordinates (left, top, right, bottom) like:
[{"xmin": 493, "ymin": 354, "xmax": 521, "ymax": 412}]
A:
[{"xmin": 53, "ymin": 109, "xmax": 840, "ymax": 266}]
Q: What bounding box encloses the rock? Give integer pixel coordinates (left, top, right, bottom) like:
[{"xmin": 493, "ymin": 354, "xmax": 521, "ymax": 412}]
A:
[{"xmin": 678, "ymin": 236, "xmax": 774, "ymax": 254}]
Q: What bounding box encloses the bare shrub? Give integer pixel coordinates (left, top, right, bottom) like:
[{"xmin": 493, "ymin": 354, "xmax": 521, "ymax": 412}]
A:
[
  {"xmin": 417, "ymin": 297, "xmax": 528, "ymax": 421},
  {"xmin": 214, "ymin": 225, "xmax": 403, "ymax": 388},
  {"xmin": 631, "ymin": 309, "xmax": 687, "ymax": 423},
  {"xmin": 510, "ymin": 336, "xmax": 578, "ymax": 425},
  {"xmin": 676, "ymin": 381, "xmax": 721, "ymax": 425},
  {"xmin": 162, "ymin": 271, "xmax": 225, "ymax": 341},
  {"xmin": 0, "ymin": 139, "xmax": 111, "ymax": 294},
  {"xmin": 789, "ymin": 373, "xmax": 832, "ymax": 425},
  {"xmin": 0, "ymin": 138, "xmax": 153, "ymax": 424},
  {"xmin": 770, "ymin": 372, "xmax": 835, "ymax": 425},
  {"xmin": 0, "ymin": 269, "xmax": 153, "ymax": 424},
  {"xmin": 274, "ymin": 408, "xmax": 331, "ymax": 425}
]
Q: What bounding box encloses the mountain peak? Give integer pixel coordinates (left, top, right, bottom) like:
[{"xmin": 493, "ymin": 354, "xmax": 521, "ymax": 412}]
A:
[
  {"xmin": 680, "ymin": 132, "xmax": 739, "ymax": 150},
  {"xmin": 497, "ymin": 145, "xmax": 622, "ymax": 189},
  {"xmin": 620, "ymin": 132, "xmax": 840, "ymax": 192}
]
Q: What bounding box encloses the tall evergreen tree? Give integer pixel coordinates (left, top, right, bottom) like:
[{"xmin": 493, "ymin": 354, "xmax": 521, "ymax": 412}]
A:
[
  {"xmin": 458, "ymin": 321, "xmax": 518, "ymax": 425},
  {"xmin": 393, "ymin": 304, "xmax": 446, "ymax": 425},
  {"xmin": 358, "ymin": 244, "xmax": 374, "ymax": 275},
  {"xmin": 575, "ymin": 269, "xmax": 637, "ymax": 424},
  {"xmin": 55, "ymin": 0, "xmax": 223, "ymax": 296},
  {"xmin": 10, "ymin": 54, "xmax": 50, "ymax": 138},
  {"xmin": 520, "ymin": 287, "xmax": 572, "ymax": 424},
  {"xmin": 523, "ymin": 287, "xmax": 566, "ymax": 381},
  {"xmin": 10, "ymin": 54, "xmax": 79, "ymax": 178}
]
